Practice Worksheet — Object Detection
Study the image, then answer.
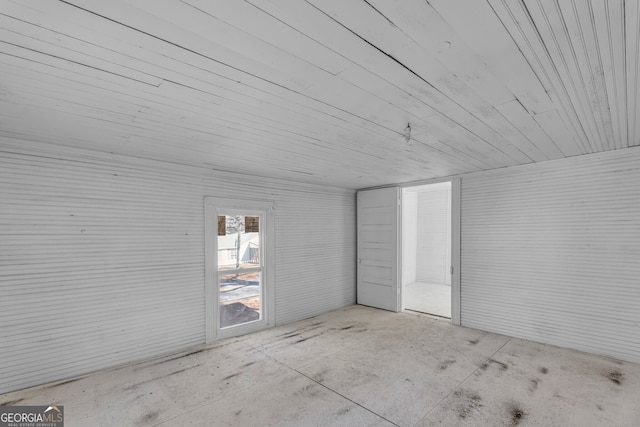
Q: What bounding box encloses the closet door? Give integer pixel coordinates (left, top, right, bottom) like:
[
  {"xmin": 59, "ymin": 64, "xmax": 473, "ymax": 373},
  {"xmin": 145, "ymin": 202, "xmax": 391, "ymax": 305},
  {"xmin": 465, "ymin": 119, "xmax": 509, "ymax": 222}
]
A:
[{"xmin": 357, "ymin": 187, "xmax": 400, "ymax": 312}]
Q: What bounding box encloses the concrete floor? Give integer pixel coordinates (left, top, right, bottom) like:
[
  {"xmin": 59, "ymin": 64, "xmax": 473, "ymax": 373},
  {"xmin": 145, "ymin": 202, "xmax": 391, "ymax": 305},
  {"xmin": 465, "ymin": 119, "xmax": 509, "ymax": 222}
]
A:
[
  {"xmin": 404, "ymin": 282, "xmax": 451, "ymax": 318},
  {"xmin": 2, "ymin": 305, "xmax": 639, "ymax": 426}
]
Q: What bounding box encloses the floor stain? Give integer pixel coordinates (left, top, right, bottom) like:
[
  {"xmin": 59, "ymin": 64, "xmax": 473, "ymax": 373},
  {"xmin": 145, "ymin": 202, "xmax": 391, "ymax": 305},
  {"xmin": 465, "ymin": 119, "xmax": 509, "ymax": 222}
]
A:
[
  {"xmin": 0, "ymin": 398, "xmax": 24, "ymax": 406},
  {"xmin": 508, "ymin": 403, "xmax": 526, "ymax": 426},
  {"xmin": 606, "ymin": 370, "xmax": 624, "ymax": 385},
  {"xmin": 295, "ymin": 332, "xmax": 325, "ymax": 344},
  {"xmin": 454, "ymin": 389, "xmax": 483, "ymax": 419},
  {"xmin": 283, "ymin": 332, "xmax": 301, "ymax": 339},
  {"xmin": 182, "ymin": 349, "xmax": 206, "ymax": 357},
  {"xmin": 300, "ymin": 384, "xmax": 321, "ymax": 398},
  {"xmin": 528, "ymin": 378, "xmax": 540, "ymax": 392},
  {"xmin": 312, "ymin": 373, "xmax": 325, "ymax": 383},
  {"xmin": 140, "ymin": 410, "xmax": 159, "ymax": 423},
  {"xmin": 138, "ymin": 348, "xmax": 208, "ymax": 369},
  {"xmin": 488, "ymin": 359, "xmax": 509, "ymax": 371},
  {"xmin": 468, "ymin": 339, "xmax": 480, "ymax": 345},
  {"xmin": 43, "ymin": 378, "xmax": 81, "ymax": 389},
  {"xmin": 478, "ymin": 359, "xmax": 509, "ymax": 372},
  {"xmin": 538, "ymin": 367, "xmax": 549, "ymax": 374},
  {"xmin": 279, "ymin": 323, "xmax": 325, "ymax": 338},
  {"xmin": 222, "ymin": 372, "xmax": 241, "ymax": 382},
  {"xmin": 439, "ymin": 359, "xmax": 457, "ymax": 371},
  {"xmin": 336, "ymin": 407, "xmax": 352, "ymax": 416},
  {"xmin": 125, "ymin": 364, "xmax": 201, "ymax": 390}
]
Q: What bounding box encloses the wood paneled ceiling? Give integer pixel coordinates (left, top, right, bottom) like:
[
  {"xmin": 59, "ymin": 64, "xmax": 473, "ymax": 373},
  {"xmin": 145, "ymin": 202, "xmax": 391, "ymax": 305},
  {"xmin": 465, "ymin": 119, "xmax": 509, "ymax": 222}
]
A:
[{"xmin": 1, "ymin": 0, "xmax": 639, "ymax": 189}]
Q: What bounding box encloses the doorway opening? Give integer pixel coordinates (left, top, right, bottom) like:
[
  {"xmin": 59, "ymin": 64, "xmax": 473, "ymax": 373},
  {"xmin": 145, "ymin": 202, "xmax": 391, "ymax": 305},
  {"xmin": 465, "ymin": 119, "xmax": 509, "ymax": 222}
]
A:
[{"xmin": 402, "ymin": 182, "xmax": 452, "ymax": 318}]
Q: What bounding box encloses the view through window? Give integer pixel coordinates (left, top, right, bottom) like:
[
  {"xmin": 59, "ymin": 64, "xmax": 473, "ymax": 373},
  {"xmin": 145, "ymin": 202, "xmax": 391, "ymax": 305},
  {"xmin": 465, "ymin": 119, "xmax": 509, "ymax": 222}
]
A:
[{"xmin": 217, "ymin": 214, "xmax": 262, "ymax": 329}]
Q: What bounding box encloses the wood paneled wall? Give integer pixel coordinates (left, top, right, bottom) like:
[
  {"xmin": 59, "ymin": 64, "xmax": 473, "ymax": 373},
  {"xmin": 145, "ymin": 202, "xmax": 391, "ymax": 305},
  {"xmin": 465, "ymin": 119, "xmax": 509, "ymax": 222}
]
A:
[
  {"xmin": 416, "ymin": 186, "xmax": 451, "ymax": 285},
  {"xmin": 461, "ymin": 146, "xmax": 640, "ymax": 363},
  {"xmin": 0, "ymin": 138, "xmax": 355, "ymax": 393}
]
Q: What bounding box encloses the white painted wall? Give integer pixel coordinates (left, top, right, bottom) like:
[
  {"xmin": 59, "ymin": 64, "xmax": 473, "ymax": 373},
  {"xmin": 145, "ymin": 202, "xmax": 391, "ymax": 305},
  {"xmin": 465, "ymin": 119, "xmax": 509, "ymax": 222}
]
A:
[
  {"xmin": 401, "ymin": 191, "xmax": 417, "ymax": 285},
  {"xmin": 461, "ymin": 146, "xmax": 640, "ymax": 363},
  {"xmin": 415, "ymin": 185, "xmax": 451, "ymax": 285},
  {"xmin": 0, "ymin": 137, "xmax": 356, "ymax": 394}
]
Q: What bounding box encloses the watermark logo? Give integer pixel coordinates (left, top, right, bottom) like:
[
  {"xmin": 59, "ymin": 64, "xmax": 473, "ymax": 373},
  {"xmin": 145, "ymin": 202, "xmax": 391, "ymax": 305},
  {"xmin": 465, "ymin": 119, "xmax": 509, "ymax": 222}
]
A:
[{"xmin": 0, "ymin": 405, "xmax": 64, "ymax": 427}]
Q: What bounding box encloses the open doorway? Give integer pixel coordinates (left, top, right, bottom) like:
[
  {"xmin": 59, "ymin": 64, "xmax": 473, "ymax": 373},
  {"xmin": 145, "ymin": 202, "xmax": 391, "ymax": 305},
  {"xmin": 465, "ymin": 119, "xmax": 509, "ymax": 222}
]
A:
[{"xmin": 402, "ymin": 182, "xmax": 452, "ymax": 318}]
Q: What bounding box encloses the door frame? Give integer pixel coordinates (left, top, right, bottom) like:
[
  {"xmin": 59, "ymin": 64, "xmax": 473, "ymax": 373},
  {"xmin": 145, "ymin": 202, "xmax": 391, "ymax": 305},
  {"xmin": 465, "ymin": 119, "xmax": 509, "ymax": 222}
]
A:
[
  {"xmin": 450, "ymin": 178, "xmax": 461, "ymax": 325},
  {"xmin": 204, "ymin": 197, "xmax": 275, "ymax": 342}
]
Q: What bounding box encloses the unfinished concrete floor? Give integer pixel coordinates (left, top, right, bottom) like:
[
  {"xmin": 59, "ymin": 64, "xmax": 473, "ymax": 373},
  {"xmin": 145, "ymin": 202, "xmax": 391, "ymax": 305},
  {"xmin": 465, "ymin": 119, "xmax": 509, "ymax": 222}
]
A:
[{"xmin": 2, "ymin": 305, "xmax": 639, "ymax": 426}]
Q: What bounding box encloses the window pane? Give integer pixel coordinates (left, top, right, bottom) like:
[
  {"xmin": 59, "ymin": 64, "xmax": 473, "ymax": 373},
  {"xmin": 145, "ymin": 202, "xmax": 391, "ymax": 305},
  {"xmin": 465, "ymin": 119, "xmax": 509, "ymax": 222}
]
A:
[
  {"xmin": 219, "ymin": 272, "xmax": 261, "ymax": 328},
  {"xmin": 217, "ymin": 215, "xmax": 261, "ymax": 271}
]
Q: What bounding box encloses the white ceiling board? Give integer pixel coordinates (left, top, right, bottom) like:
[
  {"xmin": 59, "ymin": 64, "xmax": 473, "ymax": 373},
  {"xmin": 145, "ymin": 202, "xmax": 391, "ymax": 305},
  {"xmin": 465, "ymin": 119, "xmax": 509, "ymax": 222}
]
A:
[
  {"xmin": 428, "ymin": 0, "xmax": 554, "ymax": 114},
  {"xmin": 0, "ymin": 15, "xmax": 402, "ymax": 145},
  {"xmin": 520, "ymin": 0, "xmax": 607, "ymax": 152},
  {"xmin": 625, "ymin": 0, "xmax": 640, "ymax": 146},
  {"xmin": 555, "ymin": 0, "xmax": 615, "ymax": 151},
  {"xmin": 180, "ymin": 0, "xmax": 349, "ymax": 76},
  {"xmin": 486, "ymin": 0, "xmax": 595, "ymax": 153},
  {"xmin": 0, "ymin": 7, "xmax": 159, "ymax": 86},
  {"xmin": 495, "ymin": 99, "xmax": 563, "ymax": 160},
  {"xmin": 391, "ymin": 42, "xmax": 530, "ymax": 166},
  {"xmin": 59, "ymin": 0, "xmax": 317, "ymax": 93},
  {"xmin": 591, "ymin": 0, "xmax": 626, "ymax": 150},
  {"xmin": 366, "ymin": 0, "xmax": 515, "ymax": 107},
  {"xmin": 532, "ymin": 110, "xmax": 584, "ymax": 157},
  {"xmin": 2, "ymin": 64, "xmax": 454, "ymax": 184},
  {"xmin": 305, "ymin": 0, "xmax": 526, "ymax": 168},
  {"xmin": 0, "ymin": 0, "xmax": 639, "ymax": 188}
]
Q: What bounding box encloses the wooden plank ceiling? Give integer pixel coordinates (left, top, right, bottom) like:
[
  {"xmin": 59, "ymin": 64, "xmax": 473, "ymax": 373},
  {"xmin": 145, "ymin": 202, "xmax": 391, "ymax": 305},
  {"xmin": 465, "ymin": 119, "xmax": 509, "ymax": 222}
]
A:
[{"xmin": 1, "ymin": 0, "xmax": 639, "ymax": 189}]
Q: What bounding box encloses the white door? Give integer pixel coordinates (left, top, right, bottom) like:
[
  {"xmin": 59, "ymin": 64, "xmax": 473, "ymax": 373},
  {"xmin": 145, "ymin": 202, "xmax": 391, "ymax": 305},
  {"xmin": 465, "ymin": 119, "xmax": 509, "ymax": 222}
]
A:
[
  {"xmin": 357, "ymin": 187, "xmax": 401, "ymax": 312},
  {"xmin": 205, "ymin": 198, "xmax": 275, "ymax": 342}
]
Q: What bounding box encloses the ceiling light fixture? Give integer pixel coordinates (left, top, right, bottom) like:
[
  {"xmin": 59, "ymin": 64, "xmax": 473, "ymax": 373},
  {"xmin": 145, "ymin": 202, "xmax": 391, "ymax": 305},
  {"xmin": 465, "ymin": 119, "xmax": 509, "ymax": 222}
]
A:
[{"xmin": 403, "ymin": 123, "xmax": 412, "ymax": 143}]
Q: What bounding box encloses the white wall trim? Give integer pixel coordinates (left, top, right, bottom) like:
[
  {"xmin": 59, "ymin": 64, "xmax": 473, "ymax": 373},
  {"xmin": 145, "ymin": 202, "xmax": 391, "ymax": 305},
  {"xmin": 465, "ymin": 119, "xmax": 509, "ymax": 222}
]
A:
[{"xmin": 451, "ymin": 178, "xmax": 461, "ymax": 325}]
